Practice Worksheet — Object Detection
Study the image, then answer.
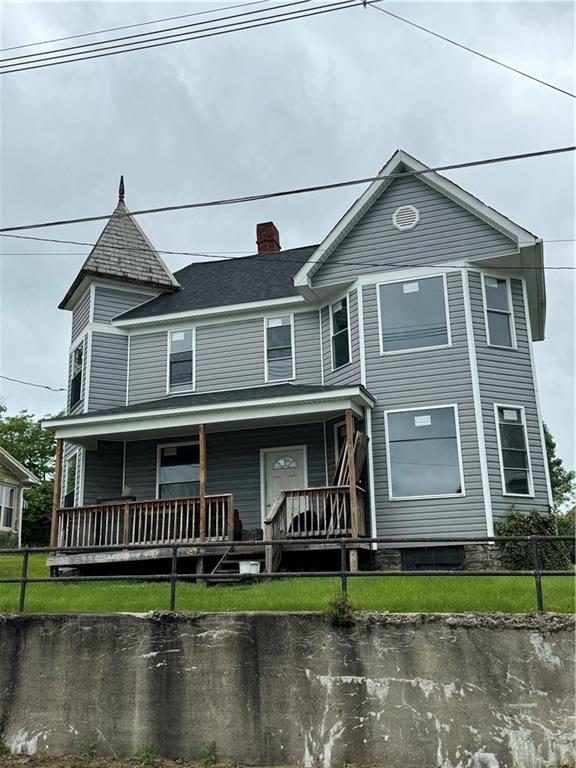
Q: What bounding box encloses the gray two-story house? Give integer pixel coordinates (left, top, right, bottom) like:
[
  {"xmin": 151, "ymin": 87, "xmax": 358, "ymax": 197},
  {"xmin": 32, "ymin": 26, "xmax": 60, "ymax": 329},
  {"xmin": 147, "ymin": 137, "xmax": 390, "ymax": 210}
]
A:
[{"xmin": 44, "ymin": 150, "xmax": 552, "ymax": 572}]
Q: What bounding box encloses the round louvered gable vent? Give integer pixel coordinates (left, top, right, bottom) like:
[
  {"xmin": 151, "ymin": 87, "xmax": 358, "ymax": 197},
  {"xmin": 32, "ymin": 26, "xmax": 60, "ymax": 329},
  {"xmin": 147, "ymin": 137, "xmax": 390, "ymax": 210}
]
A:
[{"xmin": 392, "ymin": 205, "xmax": 420, "ymax": 232}]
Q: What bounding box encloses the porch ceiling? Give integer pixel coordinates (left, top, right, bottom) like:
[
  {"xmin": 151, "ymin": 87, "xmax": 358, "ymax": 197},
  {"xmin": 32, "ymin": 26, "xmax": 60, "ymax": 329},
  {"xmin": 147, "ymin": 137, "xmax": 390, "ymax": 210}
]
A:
[{"xmin": 43, "ymin": 383, "xmax": 375, "ymax": 445}]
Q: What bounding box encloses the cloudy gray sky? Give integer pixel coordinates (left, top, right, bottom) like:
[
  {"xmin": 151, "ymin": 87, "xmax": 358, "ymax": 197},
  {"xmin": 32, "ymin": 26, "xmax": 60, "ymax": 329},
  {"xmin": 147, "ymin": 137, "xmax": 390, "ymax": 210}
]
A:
[{"xmin": 0, "ymin": 1, "xmax": 574, "ymax": 468}]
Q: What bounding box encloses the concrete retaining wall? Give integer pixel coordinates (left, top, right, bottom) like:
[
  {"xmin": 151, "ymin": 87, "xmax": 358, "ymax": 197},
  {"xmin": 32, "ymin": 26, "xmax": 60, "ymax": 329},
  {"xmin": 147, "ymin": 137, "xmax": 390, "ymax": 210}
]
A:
[{"xmin": 0, "ymin": 612, "xmax": 574, "ymax": 767}]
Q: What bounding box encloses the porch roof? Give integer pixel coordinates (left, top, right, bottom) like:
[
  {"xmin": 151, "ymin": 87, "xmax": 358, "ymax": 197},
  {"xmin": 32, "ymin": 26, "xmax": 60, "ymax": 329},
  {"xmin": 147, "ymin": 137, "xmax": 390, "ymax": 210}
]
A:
[{"xmin": 43, "ymin": 383, "xmax": 375, "ymax": 442}]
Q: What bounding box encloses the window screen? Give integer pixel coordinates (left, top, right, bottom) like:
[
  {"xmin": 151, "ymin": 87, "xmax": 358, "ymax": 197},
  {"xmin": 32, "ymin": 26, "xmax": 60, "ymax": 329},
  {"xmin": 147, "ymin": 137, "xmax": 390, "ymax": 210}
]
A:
[
  {"xmin": 158, "ymin": 444, "xmax": 200, "ymax": 499},
  {"xmin": 379, "ymin": 276, "xmax": 449, "ymax": 352}
]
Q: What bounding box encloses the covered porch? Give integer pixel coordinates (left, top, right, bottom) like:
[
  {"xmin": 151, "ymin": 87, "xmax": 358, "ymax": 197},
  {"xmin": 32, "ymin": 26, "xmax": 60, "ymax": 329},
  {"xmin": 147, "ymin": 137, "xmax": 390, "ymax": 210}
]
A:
[{"xmin": 44, "ymin": 384, "xmax": 374, "ymax": 572}]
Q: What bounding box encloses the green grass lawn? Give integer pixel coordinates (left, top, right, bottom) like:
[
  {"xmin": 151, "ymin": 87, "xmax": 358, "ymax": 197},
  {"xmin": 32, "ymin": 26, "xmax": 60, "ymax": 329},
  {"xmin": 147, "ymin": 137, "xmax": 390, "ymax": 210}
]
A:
[{"xmin": 0, "ymin": 554, "xmax": 573, "ymax": 614}]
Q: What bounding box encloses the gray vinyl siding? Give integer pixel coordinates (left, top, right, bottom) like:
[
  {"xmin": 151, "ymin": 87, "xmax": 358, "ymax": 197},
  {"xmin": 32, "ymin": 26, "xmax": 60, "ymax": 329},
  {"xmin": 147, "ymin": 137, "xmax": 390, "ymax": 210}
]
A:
[
  {"xmin": 124, "ymin": 422, "xmax": 327, "ymax": 530},
  {"xmin": 196, "ymin": 318, "xmax": 263, "ymax": 392},
  {"xmin": 83, "ymin": 441, "xmax": 124, "ymax": 504},
  {"xmin": 294, "ymin": 311, "xmax": 322, "ymax": 385},
  {"xmin": 363, "ymin": 271, "xmax": 487, "ymax": 537},
  {"xmin": 88, "ymin": 333, "xmax": 128, "ymax": 411},
  {"xmin": 321, "ymin": 289, "xmax": 362, "ymax": 386},
  {"xmin": 71, "ymin": 289, "xmax": 91, "ymax": 341},
  {"xmin": 127, "ymin": 332, "xmax": 168, "ymax": 404},
  {"xmin": 93, "ymin": 286, "xmax": 155, "ymax": 324},
  {"xmin": 469, "ymin": 272, "xmax": 549, "ymax": 518},
  {"xmin": 312, "ymin": 175, "xmax": 517, "ymax": 287}
]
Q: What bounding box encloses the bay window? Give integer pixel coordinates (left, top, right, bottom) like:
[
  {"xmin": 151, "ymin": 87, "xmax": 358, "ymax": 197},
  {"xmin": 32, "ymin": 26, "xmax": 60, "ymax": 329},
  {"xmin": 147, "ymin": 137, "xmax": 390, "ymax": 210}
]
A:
[
  {"xmin": 385, "ymin": 405, "xmax": 464, "ymax": 499},
  {"xmin": 378, "ymin": 275, "xmax": 450, "ymax": 353},
  {"xmin": 482, "ymin": 275, "xmax": 515, "ymax": 348},
  {"xmin": 495, "ymin": 405, "xmax": 533, "ymax": 496},
  {"xmin": 265, "ymin": 316, "xmax": 294, "ymax": 382}
]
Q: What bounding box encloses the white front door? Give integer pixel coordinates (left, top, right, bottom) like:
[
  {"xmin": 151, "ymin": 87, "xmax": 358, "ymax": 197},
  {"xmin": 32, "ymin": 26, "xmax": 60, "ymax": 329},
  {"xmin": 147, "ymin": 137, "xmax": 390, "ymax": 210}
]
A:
[{"xmin": 262, "ymin": 447, "xmax": 307, "ymax": 521}]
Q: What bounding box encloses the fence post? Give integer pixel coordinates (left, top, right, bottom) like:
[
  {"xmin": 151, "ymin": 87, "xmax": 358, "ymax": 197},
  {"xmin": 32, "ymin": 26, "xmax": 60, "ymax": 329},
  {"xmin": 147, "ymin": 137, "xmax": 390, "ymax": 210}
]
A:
[
  {"xmin": 18, "ymin": 550, "xmax": 29, "ymax": 614},
  {"xmin": 339, "ymin": 540, "xmax": 347, "ymax": 595},
  {"xmin": 531, "ymin": 539, "xmax": 544, "ymax": 612},
  {"xmin": 170, "ymin": 545, "xmax": 178, "ymax": 612}
]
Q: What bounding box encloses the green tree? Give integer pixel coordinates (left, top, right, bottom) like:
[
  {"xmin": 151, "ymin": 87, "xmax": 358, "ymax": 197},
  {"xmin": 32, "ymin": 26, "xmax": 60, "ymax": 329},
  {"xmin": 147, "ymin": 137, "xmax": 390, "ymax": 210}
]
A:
[
  {"xmin": 0, "ymin": 404, "xmax": 57, "ymax": 545},
  {"xmin": 544, "ymin": 423, "xmax": 576, "ymax": 510}
]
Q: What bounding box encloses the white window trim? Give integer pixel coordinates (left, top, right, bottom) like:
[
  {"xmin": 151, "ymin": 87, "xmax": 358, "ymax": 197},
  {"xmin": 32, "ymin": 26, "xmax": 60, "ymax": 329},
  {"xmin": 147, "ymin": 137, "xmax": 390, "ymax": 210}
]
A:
[
  {"xmin": 259, "ymin": 444, "xmax": 308, "ymax": 526},
  {"xmin": 481, "ymin": 273, "xmax": 517, "ymax": 350},
  {"xmin": 329, "ymin": 294, "xmax": 352, "ymax": 372},
  {"xmin": 155, "ymin": 439, "xmax": 200, "ymax": 500},
  {"xmin": 384, "ymin": 403, "xmax": 466, "ymax": 501},
  {"xmin": 166, "ymin": 327, "xmax": 196, "ymax": 395},
  {"xmin": 0, "ymin": 483, "xmax": 18, "ymax": 531},
  {"xmin": 263, "ymin": 313, "xmax": 296, "ymax": 384},
  {"xmin": 493, "ymin": 403, "xmax": 534, "ymax": 498},
  {"xmin": 62, "ymin": 449, "xmax": 80, "ymax": 507},
  {"xmin": 376, "ymin": 273, "xmax": 452, "ymax": 357}
]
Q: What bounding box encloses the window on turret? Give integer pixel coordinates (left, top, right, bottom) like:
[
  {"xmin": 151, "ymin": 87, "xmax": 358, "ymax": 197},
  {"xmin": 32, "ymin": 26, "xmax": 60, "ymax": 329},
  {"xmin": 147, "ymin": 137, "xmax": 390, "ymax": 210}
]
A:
[
  {"xmin": 70, "ymin": 344, "xmax": 84, "ymax": 408},
  {"xmin": 169, "ymin": 329, "xmax": 195, "ymax": 391}
]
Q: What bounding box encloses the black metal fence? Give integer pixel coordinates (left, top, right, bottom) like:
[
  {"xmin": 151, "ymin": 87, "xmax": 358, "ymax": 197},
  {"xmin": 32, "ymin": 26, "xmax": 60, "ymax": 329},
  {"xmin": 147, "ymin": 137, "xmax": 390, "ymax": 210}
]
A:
[{"xmin": 0, "ymin": 535, "xmax": 573, "ymax": 614}]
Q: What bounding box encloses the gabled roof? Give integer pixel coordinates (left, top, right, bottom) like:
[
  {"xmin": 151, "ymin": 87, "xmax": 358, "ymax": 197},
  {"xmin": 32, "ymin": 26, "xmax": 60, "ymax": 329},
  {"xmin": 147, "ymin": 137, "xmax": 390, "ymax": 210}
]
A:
[
  {"xmin": 59, "ymin": 180, "xmax": 180, "ymax": 310},
  {"xmin": 115, "ymin": 245, "xmax": 317, "ymax": 322},
  {"xmin": 293, "ymin": 149, "xmax": 539, "ymax": 289},
  {"xmin": 0, "ymin": 447, "xmax": 40, "ymax": 485}
]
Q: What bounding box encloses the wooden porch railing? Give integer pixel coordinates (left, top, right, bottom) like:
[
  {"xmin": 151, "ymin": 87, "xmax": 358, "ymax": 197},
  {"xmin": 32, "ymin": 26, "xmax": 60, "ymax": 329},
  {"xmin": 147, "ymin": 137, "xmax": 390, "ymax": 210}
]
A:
[
  {"xmin": 54, "ymin": 494, "xmax": 236, "ymax": 549},
  {"xmin": 263, "ymin": 485, "xmax": 366, "ymax": 572}
]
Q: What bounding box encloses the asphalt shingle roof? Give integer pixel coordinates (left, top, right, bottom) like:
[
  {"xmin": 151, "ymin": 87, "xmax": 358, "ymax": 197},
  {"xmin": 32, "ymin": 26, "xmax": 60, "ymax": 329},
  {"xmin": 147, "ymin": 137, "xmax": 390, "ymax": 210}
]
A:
[
  {"xmin": 116, "ymin": 245, "xmax": 317, "ymax": 320},
  {"xmin": 56, "ymin": 383, "xmax": 351, "ymax": 421}
]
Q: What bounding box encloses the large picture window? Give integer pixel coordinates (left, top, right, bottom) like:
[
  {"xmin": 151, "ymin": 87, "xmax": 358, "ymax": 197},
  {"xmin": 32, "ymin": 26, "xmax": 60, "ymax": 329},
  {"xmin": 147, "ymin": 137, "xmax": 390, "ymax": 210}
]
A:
[
  {"xmin": 378, "ymin": 275, "xmax": 449, "ymax": 353},
  {"xmin": 70, "ymin": 343, "xmax": 84, "ymax": 408},
  {"xmin": 385, "ymin": 406, "xmax": 464, "ymax": 499},
  {"xmin": 0, "ymin": 485, "xmax": 15, "ymax": 529},
  {"xmin": 495, "ymin": 405, "xmax": 532, "ymax": 496},
  {"xmin": 169, "ymin": 329, "xmax": 194, "ymax": 391},
  {"xmin": 483, "ymin": 275, "xmax": 515, "ymax": 348},
  {"xmin": 265, "ymin": 316, "xmax": 294, "ymax": 382},
  {"xmin": 158, "ymin": 443, "xmax": 200, "ymax": 499},
  {"xmin": 330, "ymin": 297, "xmax": 350, "ymax": 369}
]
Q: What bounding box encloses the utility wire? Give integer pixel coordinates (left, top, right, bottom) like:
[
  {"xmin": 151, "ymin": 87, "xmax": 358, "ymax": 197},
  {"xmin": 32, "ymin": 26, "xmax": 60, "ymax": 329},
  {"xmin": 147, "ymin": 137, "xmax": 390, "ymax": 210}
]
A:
[
  {"xmin": 0, "ymin": 0, "xmax": 367, "ymax": 75},
  {"xmin": 0, "ymin": 0, "xmax": 315, "ymax": 65},
  {"xmin": 370, "ymin": 4, "xmax": 575, "ymax": 99},
  {"xmin": 0, "ymin": 145, "xmax": 573, "ymax": 233},
  {"xmin": 0, "ymin": 0, "xmax": 271, "ymax": 52},
  {"xmin": 0, "ymin": 375, "xmax": 66, "ymax": 392}
]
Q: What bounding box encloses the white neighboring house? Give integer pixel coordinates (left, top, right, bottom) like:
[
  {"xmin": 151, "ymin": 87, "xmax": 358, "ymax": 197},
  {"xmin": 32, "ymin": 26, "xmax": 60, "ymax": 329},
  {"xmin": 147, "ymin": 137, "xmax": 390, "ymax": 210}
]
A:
[{"xmin": 0, "ymin": 447, "xmax": 40, "ymax": 546}]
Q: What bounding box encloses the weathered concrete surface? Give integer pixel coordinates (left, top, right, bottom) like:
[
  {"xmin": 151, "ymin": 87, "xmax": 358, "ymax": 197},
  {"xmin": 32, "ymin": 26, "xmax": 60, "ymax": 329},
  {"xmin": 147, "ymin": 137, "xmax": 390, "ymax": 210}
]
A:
[{"xmin": 0, "ymin": 612, "xmax": 574, "ymax": 767}]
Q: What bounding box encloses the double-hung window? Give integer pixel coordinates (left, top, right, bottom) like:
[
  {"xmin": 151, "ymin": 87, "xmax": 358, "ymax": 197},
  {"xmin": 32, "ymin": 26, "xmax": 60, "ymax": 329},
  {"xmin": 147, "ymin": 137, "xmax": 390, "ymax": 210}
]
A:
[
  {"xmin": 70, "ymin": 344, "xmax": 84, "ymax": 409},
  {"xmin": 265, "ymin": 316, "xmax": 294, "ymax": 382},
  {"xmin": 385, "ymin": 405, "xmax": 464, "ymax": 499},
  {"xmin": 158, "ymin": 443, "xmax": 200, "ymax": 499},
  {"xmin": 0, "ymin": 485, "xmax": 15, "ymax": 529},
  {"xmin": 63, "ymin": 453, "xmax": 78, "ymax": 508},
  {"xmin": 169, "ymin": 329, "xmax": 194, "ymax": 391},
  {"xmin": 495, "ymin": 406, "xmax": 532, "ymax": 496},
  {"xmin": 378, "ymin": 275, "xmax": 449, "ymax": 353},
  {"xmin": 482, "ymin": 275, "xmax": 515, "ymax": 348},
  {"xmin": 331, "ymin": 298, "xmax": 350, "ymax": 369}
]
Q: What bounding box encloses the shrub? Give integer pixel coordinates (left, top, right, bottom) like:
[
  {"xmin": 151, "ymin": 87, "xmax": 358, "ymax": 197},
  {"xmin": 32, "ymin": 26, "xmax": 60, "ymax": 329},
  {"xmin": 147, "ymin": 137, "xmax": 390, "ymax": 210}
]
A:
[
  {"xmin": 495, "ymin": 510, "xmax": 572, "ymax": 570},
  {"xmin": 0, "ymin": 532, "xmax": 17, "ymax": 549},
  {"xmin": 556, "ymin": 509, "xmax": 575, "ymax": 564},
  {"xmin": 325, "ymin": 592, "xmax": 355, "ymax": 628}
]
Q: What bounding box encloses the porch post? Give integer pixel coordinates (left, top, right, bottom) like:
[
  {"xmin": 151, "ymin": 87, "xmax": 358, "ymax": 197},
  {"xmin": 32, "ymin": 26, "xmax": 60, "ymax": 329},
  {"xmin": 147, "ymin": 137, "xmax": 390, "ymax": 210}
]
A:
[
  {"xmin": 199, "ymin": 424, "xmax": 207, "ymax": 543},
  {"xmin": 345, "ymin": 409, "xmax": 359, "ymax": 572},
  {"xmin": 50, "ymin": 438, "xmax": 64, "ymax": 548}
]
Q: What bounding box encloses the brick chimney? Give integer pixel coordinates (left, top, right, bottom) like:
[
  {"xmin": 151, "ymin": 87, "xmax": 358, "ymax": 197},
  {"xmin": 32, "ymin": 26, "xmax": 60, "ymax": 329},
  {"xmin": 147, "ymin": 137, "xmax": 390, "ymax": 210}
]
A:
[{"xmin": 256, "ymin": 221, "xmax": 281, "ymax": 253}]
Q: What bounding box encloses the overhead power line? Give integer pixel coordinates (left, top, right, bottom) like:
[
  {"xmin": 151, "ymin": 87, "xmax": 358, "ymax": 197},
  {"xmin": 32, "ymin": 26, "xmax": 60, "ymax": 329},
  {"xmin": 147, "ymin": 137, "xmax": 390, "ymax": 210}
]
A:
[
  {"xmin": 0, "ymin": 0, "xmax": 271, "ymax": 52},
  {"xmin": 0, "ymin": 0, "xmax": 368, "ymax": 75},
  {"xmin": 0, "ymin": 145, "xmax": 573, "ymax": 233},
  {"xmin": 370, "ymin": 5, "xmax": 575, "ymax": 99},
  {"xmin": 0, "ymin": 375, "xmax": 66, "ymax": 393}
]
